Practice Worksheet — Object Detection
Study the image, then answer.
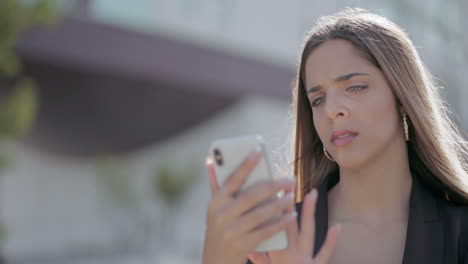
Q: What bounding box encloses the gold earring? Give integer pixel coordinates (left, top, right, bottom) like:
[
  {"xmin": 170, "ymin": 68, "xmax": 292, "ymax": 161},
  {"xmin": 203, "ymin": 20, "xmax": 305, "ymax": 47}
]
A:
[
  {"xmin": 403, "ymin": 113, "xmax": 409, "ymax": 141},
  {"xmin": 323, "ymin": 146, "xmax": 335, "ymax": 161}
]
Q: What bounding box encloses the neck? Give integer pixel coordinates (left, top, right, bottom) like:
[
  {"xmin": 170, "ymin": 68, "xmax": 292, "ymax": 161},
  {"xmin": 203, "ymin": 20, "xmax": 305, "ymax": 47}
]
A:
[{"xmin": 329, "ymin": 137, "xmax": 412, "ymax": 224}]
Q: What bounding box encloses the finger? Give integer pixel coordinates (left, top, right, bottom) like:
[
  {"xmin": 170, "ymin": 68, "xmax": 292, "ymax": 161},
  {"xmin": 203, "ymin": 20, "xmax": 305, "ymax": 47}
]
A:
[
  {"xmin": 206, "ymin": 152, "xmax": 270, "ymax": 224},
  {"xmin": 313, "ymin": 224, "xmax": 341, "ymax": 264},
  {"xmin": 247, "ymin": 252, "xmax": 270, "ymax": 264},
  {"xmin": 298, "ymin": 188, "xmax": 318, "ymax": 253},
  {"xmin": 205, "ymin": 156, "xmax": 219, "ymax": 195},
  {"xmin": 226, "ymin": 192, "xmax": 294, "ymax": 236},
  {"xmin": 220, "ymin": 177, "xmax": 295, "ymax": 223},
  {"xmin": 205, "ymin": 156, "xmax": 233, "ymax": 221},
  {"xmin": 284, "ymin": 192, "xmax": 299, "ymax": 248},
  {"xmin": 246, "ymin": 210, "xmax": 297, "ymax": 250},
  {"xmin": 222, "ymin": 149, "xmax": 262, "ymax": 195}
]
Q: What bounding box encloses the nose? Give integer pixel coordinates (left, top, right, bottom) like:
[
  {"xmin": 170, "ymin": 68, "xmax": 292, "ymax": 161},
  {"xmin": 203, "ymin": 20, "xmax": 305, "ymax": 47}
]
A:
[{"xmin": 324, "ymin": 93, "xmax": 349, "ymax": 120}]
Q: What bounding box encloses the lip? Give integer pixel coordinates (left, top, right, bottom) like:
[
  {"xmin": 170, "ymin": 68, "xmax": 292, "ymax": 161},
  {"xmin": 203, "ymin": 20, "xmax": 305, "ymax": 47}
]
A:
[
  {"xmin": 332, "ymin": 134, "xmax": 357, "ymax": 147},
  {"xmin": 330, "ymin": 129, "xmax": 359, "ymax": 143}
]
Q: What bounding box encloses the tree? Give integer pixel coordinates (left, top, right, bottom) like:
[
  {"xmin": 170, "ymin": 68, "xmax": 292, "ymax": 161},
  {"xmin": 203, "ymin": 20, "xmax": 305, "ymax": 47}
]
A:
[{"xmin": 0, "ymin": 0, "xmax": 56, "ymax": 262}]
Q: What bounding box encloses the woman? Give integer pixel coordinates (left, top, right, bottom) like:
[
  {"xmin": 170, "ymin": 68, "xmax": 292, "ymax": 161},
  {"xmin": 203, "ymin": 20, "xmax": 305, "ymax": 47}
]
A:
[{"xmin": 202, "ymin": 8, "xmax": 468, "ymax": 264}]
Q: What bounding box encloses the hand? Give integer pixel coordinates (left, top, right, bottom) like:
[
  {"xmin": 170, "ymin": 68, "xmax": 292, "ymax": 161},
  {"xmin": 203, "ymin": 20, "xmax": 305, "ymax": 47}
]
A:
[
  {"xmin": 202, "ymin": 150, "xmax": 297, "ymax": 264},
  {"xmin": 248, "ymin": 189, "xmax": 341, "ymax": 264}
]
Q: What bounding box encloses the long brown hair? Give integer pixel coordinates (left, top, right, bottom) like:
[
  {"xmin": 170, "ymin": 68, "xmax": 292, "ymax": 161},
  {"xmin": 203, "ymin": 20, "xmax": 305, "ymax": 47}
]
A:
[{"xmin": 290, "ymin": 8, "xmax": 468, "ymax": 204}]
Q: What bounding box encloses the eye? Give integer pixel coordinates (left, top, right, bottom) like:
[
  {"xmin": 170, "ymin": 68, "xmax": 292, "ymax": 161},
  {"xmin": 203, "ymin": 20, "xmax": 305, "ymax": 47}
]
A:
[
  {"xmin": 346, "ymin": 85, "xmax": 368, "ymax": 92},
  {"xmin": 310, "ymin": 85, "xmax": 368, "ymax": 108},
  {"xmin": 311, "ymin": 97, "xmax": 325, "ymax": 107}
]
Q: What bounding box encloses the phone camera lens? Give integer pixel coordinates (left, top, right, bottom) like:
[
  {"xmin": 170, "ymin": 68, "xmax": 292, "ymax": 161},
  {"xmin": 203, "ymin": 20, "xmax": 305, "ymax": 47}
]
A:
[{"xmin": 213, "ymin": 148, "xmax": 223, "ymax": 166}]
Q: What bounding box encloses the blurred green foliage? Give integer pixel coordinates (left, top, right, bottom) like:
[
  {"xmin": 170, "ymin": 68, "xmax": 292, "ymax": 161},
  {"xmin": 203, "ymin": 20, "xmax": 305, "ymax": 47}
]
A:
[
  {"xmin": 0, "ymin": 83, "xmax": 38, "ymax": 139},
  {"xmin": 0, "ymin": 0, "xmax": 56, "ymax": 77},
  {"xmin": 0, "ymin": 0, "xmax": 57, "ymax": 159},
  {"xmin": 153, "ymin": 160, "xmax": 200, "ymax": 204},
  {"xmin": 95, "ymin": 155, "xmax": 201, "ymax": 208},
  {"xmin": 0, "ymin": 0, "xmax": 56, "ymax": 251},
  {"xmin": 0, "ymin": 86, "xmax": 37, "ymax": 195},
  {"xmin": 0, "ymin": 0, "xmax": 57, "ymax": 138},
  {"xmin": 95, "ymin": 155, "xmax": 135, "ymax": 206}
]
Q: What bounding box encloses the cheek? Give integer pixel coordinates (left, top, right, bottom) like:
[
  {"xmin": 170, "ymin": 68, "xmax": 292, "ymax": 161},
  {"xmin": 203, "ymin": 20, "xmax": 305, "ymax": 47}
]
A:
[
  {"xmin": 361, "ymin": 94, "xmax": 400, "ymax": 141},
  {"xmin": 312, "ymin": 111, "xmax": 328, "ymax": 142}
]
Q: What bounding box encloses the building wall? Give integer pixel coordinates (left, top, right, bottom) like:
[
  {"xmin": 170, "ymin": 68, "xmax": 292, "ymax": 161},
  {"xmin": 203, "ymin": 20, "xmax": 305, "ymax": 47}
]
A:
[{"xmin": 55, "ymin": 0, "xmax": 466, "ymax": 129}]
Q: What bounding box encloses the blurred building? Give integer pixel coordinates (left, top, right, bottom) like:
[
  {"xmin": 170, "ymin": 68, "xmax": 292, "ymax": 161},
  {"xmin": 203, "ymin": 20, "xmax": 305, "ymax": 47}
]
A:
[
  {"xmin": 384, "ymin": 0, "xmax": 468, "ymax": 127},
  {"xmin": 1, "ymin": 0, "xmax": 466, "ymax": 264},
  {"xmin": 15, "ymin": 0, "xmax": 468, "ymax": 156}
]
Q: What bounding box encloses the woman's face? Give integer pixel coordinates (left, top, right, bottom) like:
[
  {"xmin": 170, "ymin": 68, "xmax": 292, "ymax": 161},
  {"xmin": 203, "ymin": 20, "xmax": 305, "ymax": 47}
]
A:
[{"xmin": 304, "ymin": 38, "xmax": 403, "ymax": 169}]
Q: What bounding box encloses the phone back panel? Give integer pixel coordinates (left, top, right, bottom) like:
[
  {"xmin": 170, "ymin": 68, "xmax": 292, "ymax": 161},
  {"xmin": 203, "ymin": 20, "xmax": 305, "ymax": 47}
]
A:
[
  {"xmin": 208, "ymin": 135, "xmax": 288, "ymax": 252},
  {"xmin": 209, "ymin": 135, "xmax": 272, "ymax": 191}
]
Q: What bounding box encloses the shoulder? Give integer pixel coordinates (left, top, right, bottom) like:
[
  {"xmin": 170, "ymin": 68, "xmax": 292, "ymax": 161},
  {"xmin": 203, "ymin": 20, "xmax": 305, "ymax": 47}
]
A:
[
  {"xmin": 437, "ymin": 198, "xmax": 468, "ymax": 261},
  {"xmin": 437, "ymin": 198, "xmax": 468, "ymax": 227}
]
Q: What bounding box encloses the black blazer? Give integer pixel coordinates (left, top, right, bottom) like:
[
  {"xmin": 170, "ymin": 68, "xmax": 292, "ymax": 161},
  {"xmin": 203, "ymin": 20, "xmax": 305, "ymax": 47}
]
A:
[{"xmin": 247, "ymin": 170, "xmax": 468, "ymax": 264}]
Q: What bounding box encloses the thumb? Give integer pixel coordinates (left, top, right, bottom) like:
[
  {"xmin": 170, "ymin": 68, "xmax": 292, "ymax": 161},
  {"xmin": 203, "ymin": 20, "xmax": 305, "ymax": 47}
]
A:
[{"xmin": 247, "ymin": 252, "xmax": 271, "ymax": 264}]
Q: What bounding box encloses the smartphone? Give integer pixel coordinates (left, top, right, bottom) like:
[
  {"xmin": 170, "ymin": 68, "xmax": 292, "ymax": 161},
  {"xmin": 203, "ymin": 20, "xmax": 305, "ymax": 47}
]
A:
[{"xmin": 208, "ymin": 135, "xmax": 288, "ymax": 252}]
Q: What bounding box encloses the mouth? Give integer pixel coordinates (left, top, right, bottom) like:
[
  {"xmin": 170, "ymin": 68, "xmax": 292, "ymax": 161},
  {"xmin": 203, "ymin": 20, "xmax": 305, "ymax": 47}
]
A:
[{"xmin": 330, "ymin": 130, "xmax": 358, "ymax": 147}]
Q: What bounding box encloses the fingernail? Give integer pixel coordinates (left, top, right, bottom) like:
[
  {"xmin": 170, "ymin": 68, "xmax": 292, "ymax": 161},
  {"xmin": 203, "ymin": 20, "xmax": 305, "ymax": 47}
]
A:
[
  {"xmin": 250, "ymin": 148, "xmax": 262, "ymax": 160},
  {"xmin": 254, "ymin": 145, "xmax": 262, "ymax": 153},
  {"xmin": 285, "ymin": 211, "xmax": 297, "ymax": 221},
  {"xmin": 250, "ymin": 146, "xmax": 262, "ymax": 155},
  {"xmin": 205, "ymin": 156, "xmax": 213, "ymax": 166},
  {"xmin": 283, "ymin": 192, "xmax": 294, "ymax": 202},
  {"xmin": 276, "ymin": 177, "xmax": 294, "ymax": 186}
]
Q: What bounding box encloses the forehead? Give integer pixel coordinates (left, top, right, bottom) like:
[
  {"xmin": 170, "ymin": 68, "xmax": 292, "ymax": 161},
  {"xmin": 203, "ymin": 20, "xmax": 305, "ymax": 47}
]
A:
[{"xmin": 304, "ymin": 38, "xmax": 376, "ymax": 84}]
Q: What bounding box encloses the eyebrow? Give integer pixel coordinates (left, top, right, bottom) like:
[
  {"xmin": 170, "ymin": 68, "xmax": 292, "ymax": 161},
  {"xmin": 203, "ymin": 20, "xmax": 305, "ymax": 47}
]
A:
[{"xmin": 306, "ymin": 72, "xmax": 369, "ymax": 95}]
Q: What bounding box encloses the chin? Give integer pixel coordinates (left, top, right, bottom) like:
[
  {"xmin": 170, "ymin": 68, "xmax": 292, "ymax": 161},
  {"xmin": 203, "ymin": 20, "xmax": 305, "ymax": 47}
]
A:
[{"xmin": 334, "ymin": 152, "xmax": 370, "ymax": 170}]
